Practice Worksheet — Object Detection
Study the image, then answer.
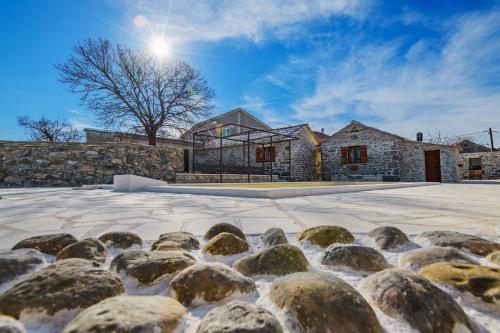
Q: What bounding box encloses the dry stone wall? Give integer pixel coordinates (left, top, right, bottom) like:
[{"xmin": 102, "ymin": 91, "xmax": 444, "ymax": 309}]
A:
[{"xmin": 0, "ymin": 141, "xmax": 183, "ymax": 187}]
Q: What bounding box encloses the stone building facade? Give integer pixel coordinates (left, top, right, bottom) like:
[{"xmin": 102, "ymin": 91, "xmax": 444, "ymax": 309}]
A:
[
  {"xmin": 457, "ymin": 151, "xmax": 500, "ymax": 180},
  {"xmin": 0, "ymin": 141, "xmax": 183, "ymax": 187},
  {"xmin": 193, "ymin": 125, "xmax": 320, "ymax": 181},
  {"xmin": 320, "ymin": 121, "xmax": 458, "ymax": 182},
  {"xmin": 180, "ymin": 108, "xmax": 270, "ymax": 142}
]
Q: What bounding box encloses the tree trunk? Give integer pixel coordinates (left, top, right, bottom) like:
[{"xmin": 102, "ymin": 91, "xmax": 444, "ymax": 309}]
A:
[{"xmin": 148, "ymin": 131, "xmax": 157, "ymax": 146}]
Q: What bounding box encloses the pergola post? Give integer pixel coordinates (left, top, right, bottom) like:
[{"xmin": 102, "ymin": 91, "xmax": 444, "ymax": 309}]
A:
[
  {"xmin": 247, "ymin": 132, "xmax": 250, "ymax": 183},
  {"xmin": 288, "ymin": 139, "xmax": 292, "ymax": 181},
  {"xmin": 219, "ymin": 131, "xmax": 223, "ymax": 183},
  {"xmin": 192, "ymin": 134, "xmax": 196, "ymax": 173},
  {"xmin": 270, "ymin": 136, "xmax": 273, "ymax": 182}
]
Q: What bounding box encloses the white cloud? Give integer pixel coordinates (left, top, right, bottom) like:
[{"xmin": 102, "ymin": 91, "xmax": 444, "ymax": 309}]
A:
[
  {"xmin": 284, "ymin": 10, "xmax": 500, "ymax": 143},
  {"xmin": 125, "ymin": 0, "xmax": 368, "ymax": 43}
]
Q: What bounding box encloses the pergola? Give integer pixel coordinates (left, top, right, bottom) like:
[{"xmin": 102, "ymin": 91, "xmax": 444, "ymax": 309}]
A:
[{"xmin": 191, "ymin": 123, "xmax": 299, "ymax": 183}]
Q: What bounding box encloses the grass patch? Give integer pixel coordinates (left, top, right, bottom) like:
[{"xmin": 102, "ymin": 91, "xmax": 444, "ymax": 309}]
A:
[{"xmin": 183, "ymin": 181, "xmax": 383, "ymax": 188}]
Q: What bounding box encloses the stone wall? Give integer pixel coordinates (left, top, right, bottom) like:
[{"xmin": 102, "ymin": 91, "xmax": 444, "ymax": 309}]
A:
[
  {"xmin": 320, "ymin": 122, "xmax": 458, "ymax": 182},
  {"xmin": 457, "ymin": 151, "xmax": 500, "ymax": 180},
  {"xmin": 0, "ymin": 141, "xmax": 183, "ymax": 187},
  {"xmin": 84, "ymin": 129, "xmax": 194, "ymax": 171},
  {"xmin": 193, "ymin": 126, "xmax": 317, "ymax": 181}
]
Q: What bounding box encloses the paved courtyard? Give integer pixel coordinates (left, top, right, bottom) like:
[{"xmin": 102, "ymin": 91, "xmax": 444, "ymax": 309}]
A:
[{"xmin": 0, "ymin": 184, "xmax": 499, "ymax": 249}]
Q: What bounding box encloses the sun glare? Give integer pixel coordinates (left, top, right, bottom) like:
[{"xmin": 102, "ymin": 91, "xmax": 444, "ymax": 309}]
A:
[{"xmin": 149, "ymin": 37, "xmax": 170, "ymax": 59}]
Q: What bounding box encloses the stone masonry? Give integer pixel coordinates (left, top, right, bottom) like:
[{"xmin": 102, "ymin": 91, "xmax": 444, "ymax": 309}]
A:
[
  {"xmin": 457, "ymin": 151, "xmax": 500, "ymax": 180},
  {"xmin": 193, "ymin": 125, "xmax": 319, "ymax": 181},
  {"xmin": 0, "ymin": 141, "xmax": 183, "ymax": 187},
  {"xmin": 321, "ymin": 121, "xmax": 458, "ymax": 182}
]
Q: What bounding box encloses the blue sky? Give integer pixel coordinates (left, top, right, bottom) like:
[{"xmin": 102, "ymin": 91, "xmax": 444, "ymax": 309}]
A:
[{"xmin": 1, "ymin": 0, "xmax": 499, "ymax": 146}]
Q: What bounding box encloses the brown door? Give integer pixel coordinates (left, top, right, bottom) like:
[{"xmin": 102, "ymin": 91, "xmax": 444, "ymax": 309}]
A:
[
  {"xmin": 425, "ymin": 150, "xmax": 441, "ymax": 182},
  {"xmin": 183, "ymin": 149, "xmax": 190, "ymax": 172}
]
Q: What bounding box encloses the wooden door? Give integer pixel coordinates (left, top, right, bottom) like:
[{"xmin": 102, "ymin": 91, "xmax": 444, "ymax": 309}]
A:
[
  {"xmin": 183, "ymin": 149, "xmax": 190, "ymax": 173},
  {"xmin": 425, "ymin": 150, "xmax": 441, "ymax": 182}
]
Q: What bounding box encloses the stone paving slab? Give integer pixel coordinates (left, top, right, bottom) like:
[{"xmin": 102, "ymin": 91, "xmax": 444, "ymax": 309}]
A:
[{"xmin": 0, "ymin": 184, "xmax": 499, "ymax": 249}]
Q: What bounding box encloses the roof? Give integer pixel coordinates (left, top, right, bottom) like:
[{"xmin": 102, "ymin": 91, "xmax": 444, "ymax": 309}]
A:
[
  {"xmin": 324, "ymin": 120, "xmax": 456, "ymax": 147},
  {"xmin": 312, "ymin": 131, "xmax": 330, "ymax": 142},
  {"xmin": 201, "ymin": 123, "xmax": 319, "ymax": 148},
  {"xmin": 182, "ymin": 108, "xmax": 271, "ymax": 137}
]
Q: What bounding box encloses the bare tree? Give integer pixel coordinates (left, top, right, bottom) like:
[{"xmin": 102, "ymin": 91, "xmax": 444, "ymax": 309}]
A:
[
  {"xmin": 56, "ymin": 39, "xmax": 214, "ymax": 145},
  {"xmin": 17, "ymin": 116, "xmax": 82, "ymax": 142},
  {"xmin": 427, "ymin": 129, "xmax": 474, "ymax": 145}
]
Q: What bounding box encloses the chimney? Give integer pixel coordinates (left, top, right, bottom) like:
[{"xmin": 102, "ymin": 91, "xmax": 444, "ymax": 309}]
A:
[
  {"xmin": 321, "ymin": 128, "xmax": 324, "ymax": 134},
  {"xmin": 416, "ymin": 132, "xmax": 423, "ymax": 142}
]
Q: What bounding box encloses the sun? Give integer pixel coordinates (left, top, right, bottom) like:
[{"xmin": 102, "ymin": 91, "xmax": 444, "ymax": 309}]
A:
[{"xmin": 149, "ymin": 37, "xmax": 170, "ymax": 59}]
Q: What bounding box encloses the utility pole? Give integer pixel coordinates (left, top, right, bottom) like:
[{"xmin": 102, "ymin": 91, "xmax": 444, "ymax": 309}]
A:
[{"xmin": 489, "ymin": 128, "xmax": 495, "ymax": 152}]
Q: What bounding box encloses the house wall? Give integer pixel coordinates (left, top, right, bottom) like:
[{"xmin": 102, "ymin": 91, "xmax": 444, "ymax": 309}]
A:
[
  {"xmin": 193, "ymin": 127, "xmax": 317, "ymax": 181},
  {"xmin": 321, "ymin": 126, "xmax": 403, "ymax": 181},
  {"xmin": 181, "ymin": 110, "xmax": 270, "ymax": 142},
  {"xmin": 457, "ymin": 151, "xmax": 500, "ymax": 179},
  {"xmin": 0, "ymin": 141, "xmax": 183, "ymax": 187},
  {"xmin": 320, "ymin": 124, "xmax": 458, "ymax": 182}
]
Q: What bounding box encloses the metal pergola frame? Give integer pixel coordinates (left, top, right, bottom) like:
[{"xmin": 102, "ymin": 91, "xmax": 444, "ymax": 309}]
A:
[{"xmin": 191, "ymin": 123, "xmax": 299, "ymax": 183}]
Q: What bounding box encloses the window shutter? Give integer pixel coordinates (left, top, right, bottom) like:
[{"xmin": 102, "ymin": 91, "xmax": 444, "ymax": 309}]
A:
[
  {"xmin": 271, "ymin": 146, "xmax": 276, "ymax": 162},
  {"xmin": 256, "ymin": 147, "xmax": 262, "ymax": 162},
  {"xmin": 360, "ymin": 145, "xmax": 368, "ymax": 163},
  {"xmin": 341, "ymin": 147, "xmax": 348, "ymax": 164}
]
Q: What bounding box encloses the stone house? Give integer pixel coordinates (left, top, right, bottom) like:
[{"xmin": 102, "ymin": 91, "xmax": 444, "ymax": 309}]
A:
[
  {"xmin": 193, "ymin": 124, "xmax": 320, "ymax": 181},
  {"xmin": 320, "ymin": 121, "xmax": 458, "ymax": 182},
  {"xmin": 457, "ymin": 151, "xmax": 500, "ymax": 180},
  {"xmin": 180, "ymin": 108, "xmax": 271, "ymax": 143}
]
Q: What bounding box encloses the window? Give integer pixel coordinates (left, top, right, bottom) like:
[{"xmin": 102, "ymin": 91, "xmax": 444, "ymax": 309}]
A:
[
  {"xmin": 469, "ymin": 158, "xmax": 482, "ymax": 171},
  {"xmin": 342, "ymin": 145, "xmax": 367, "ymax": 164},
  {"xmin": 256, "ymin": 146, "xmax": 276, "ymax": 162},
  {"xmin": 348, "ymin": 146, "xmax": 362, "ymax": 163},
  {"xmin": 222, "ymin": 128, "xmax": 231, "ymax": 137}
]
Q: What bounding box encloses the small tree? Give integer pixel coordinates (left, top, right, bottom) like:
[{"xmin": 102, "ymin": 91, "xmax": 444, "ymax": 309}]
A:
[
  {"xmin": 17, "ymin": 116, "xmax": 82, "ymax": 142},
  {"xmin": 56, "ymin": 39, "xmax": 214, "ymax": 145}
]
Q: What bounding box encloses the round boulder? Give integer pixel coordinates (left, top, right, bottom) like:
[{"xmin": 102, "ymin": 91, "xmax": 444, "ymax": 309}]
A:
[
  {"xmin": 362, "ymin": 268, "xmax": 474, "ymax": 333},
  {"xmin": 233, "ymin": 244, "xmax": 309, "ymax": 277},
  {"xmin": 418, "ymin": 230, "xmax": 500, "ymax": 256},
  {"xmin": 0, "ymin": 249, "xmax": 45, "ymax": 285},
  {"xmin": 367, "ymin": 226, "xmax": 409, "ymax": 250},
  {"xmin": 204, "ymin": 223, "xmax": 246, "ymax": 241},
  {"xmin": 0, "ymin": 315, "xmax": 27, "ymax": 333},
  {"xmin": 270, "ymin": 271, "xmax": 382, "ymax": 333},
  {"xmin": 262, "ymin": 228, "xmax": 288, "ymax": 247},
  {"xmin": 152, "ymin": 240, "xmax": 187, "ymax": 252},
  {"xmin": 203, "ymin": 232, "xmax": 249, "ymax": 256},
  {"xmin": 486, "ymin": 250, "xmax": 500, "ymax": 265},
  {"xmin": 297, "ymin": 225, "xmax": 354, "ymax": 247},
  {"xmin": 170, "ymin": 263, "xmax": 257, "ymax": 306},
  {"xmin": 111, "ymin": 250, "xmax": 195, "ymax": 285},
  {"xmin": 61, "ymin": 296, "xmax": 186, "ymax": 333},
  {"xmin": 152, "ymin": 232, "xmax": 199, "ymax": 251},
  {"xmin": 98, "ymin": 232, "xmax": 142, "ymax": 249},
  {"xmin": 321, "ymin": 245, "xmax": 390, "ymax": 272},
  {"xmin": 400, "ymin": 246, "xmax": 476, "ymax": 271},
  {"xmin": 196, "ymin": 301, "xmax": 283, "ymax": 333},
  {"xmin": 0, "ymin": 258, "xmax": 125, "ymax": 318},
  {"xmin": 419, "ymin": 262, "xmax": 500, "ymax": 304},
  {"xmin": 55, "ymin": 238, "xmax": 108, "ymax": 263},
  {"xmin": 11, "ymin": 233, "xmax": 77, "ymax": 256}
]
